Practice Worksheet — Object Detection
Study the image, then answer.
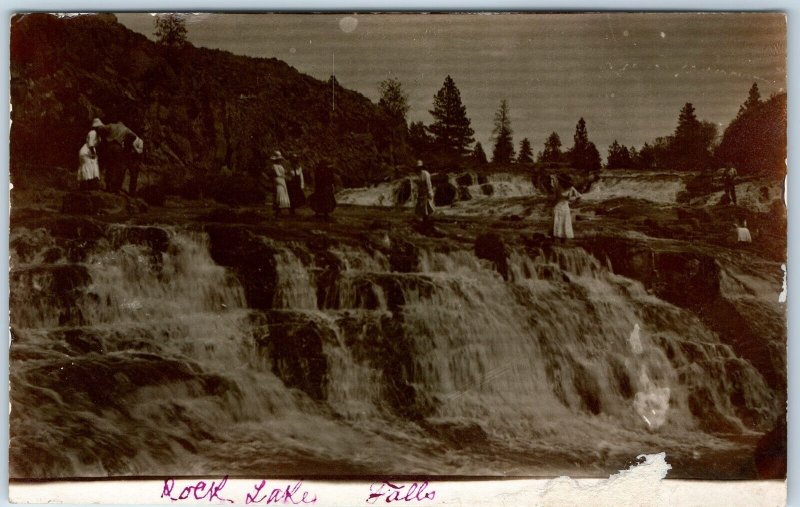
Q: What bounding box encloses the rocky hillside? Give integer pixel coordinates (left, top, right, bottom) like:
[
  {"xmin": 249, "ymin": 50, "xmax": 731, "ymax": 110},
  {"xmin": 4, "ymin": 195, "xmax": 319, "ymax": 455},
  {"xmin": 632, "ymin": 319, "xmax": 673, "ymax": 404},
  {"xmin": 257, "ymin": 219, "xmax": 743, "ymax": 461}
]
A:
[{"xmin": 10, "ymin": 13, "xmax": 401, "ymax": 193}]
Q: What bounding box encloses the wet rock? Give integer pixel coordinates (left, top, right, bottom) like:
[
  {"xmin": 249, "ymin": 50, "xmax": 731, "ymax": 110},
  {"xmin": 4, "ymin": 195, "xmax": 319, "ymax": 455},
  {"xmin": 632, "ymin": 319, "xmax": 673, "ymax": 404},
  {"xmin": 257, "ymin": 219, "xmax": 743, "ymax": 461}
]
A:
[
  {"xmin": 205, "ymin": 225, "xmax": 279, "ymax": 309},
  {"xmin": 389, "ymin": 237, "xmax": 420, "ymax": 273},
  {"xmin": 457, "ymin": 185, "xmax": 472, "ymax": 201},
  {"xmin": 61, "ymin": 191, "xmax": 140, "ymax": 215},
  {"xmin": 10, "ymin": 264, "xmax": 92, "ymax": 327},
  {"xmin": 433, "ymin": 181, "xmax": 458, "ymax": 207},
  {"xmin": 137, "ymin": 184, "xmax": 167, "ymax": 207},
  {"xmin": 480, "ymin": 183, "xmax": 494, "ymax": 196},
  {"xmin": 477, "ymin": 174, "xmax": 489, "ymax": 185},
  {"xmin": 111, "ymin": 226, "xmax": 170, "ymax": 253},
  {"xmin": 455, "ymin": 173, "xmax": 475, "ymax": 186},
  {"xmin": 395, "ymin": 178, "xmax": 413, "ymax": 205},
  {"xmin": 255, "ymin": 311, "xmax": 329, "ymax": 400},
  {"xmin": 475, "ymin": 232, "xmax": 509, "ymax": 280}
]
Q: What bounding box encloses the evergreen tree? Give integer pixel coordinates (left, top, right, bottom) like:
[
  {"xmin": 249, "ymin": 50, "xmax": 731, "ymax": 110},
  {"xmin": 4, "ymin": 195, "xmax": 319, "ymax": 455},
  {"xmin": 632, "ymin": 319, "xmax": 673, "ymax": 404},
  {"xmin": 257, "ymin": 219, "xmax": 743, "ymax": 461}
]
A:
[
  {"xmin": 739, "ymin": 82, "xmax": 762, "ymax": 116},
  {"xmin": 154, "ymin": 14, "xmax": 188, "ymax": 47},
  {"xmin": 491, "ymin": 99, "xmax": 515, "ymax": 165},
  {"xmin": 570, "ymin": 118, "xmax": 601, "ymax": 172},
  {"xmin": 517, "ymin": 137, "xmax": 534, "ymax": 165},
  {"xmin": 408, "ymin": 121, "xmax": 431, "ymax": 158},
  {"xmin": 378, "ymin": 77, "xmax": 410, "ymax": 172},
  {"xmin": 606, "ymin": 140, "xmax": 632, "ymax": 169},
  {"xmin": 540, "ymin": 132, "xmax": 562, "ymax": 165},
  {"xmin": 428, "ymin": 75, "xmax": 475, "ymax": 158},
  {"xmin": 668, "ymin": 103, "xmax": 714, "ymax": 170},
  {"xmin": 378, "ymin": 77, "xmax": 410, "ymax": 123},
  {"xmin": 472, "ymin": 142, "xmax": 488, "ymax": 165}
]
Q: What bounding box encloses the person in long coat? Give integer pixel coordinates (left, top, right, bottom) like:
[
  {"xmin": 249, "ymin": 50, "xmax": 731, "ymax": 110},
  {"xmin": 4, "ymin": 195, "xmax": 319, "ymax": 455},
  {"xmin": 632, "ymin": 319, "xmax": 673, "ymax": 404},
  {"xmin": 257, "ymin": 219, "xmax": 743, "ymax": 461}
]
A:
[
  {"xmin": 270, "ymin": 150, "xmax": 291, "ymax": 216},
  {"xmin": 77, "ymin": 129, "xmax": 101, "ymax": 191},
  {"xmin": 309, "ymin": 160, "xmax": 337, "ymax": 219},
  {"xmin": 414, "ymin": 160, "xmax": 435, "ymax": 223},
  {"xmin": 286, "ymin": 155, "xmax": 306, "ymax": 215},
  {"xmin": 552, "ymin": 175, "xmax": 581, "ymax": 241}
]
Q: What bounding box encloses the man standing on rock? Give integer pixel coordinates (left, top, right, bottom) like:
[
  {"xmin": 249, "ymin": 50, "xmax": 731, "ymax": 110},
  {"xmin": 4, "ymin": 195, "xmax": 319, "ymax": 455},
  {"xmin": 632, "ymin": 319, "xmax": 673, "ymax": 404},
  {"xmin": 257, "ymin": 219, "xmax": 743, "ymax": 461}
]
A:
[
  {"xmin": 723, "ymin": 166, "xmax": 738, "ymax": 205},
  {"xmin": 414, "ymin": 160, "xmax": 435, "ymax": 224},
  {"xmin": 93, "ymin": 118, "xmax": 144, "ymax": 195}
]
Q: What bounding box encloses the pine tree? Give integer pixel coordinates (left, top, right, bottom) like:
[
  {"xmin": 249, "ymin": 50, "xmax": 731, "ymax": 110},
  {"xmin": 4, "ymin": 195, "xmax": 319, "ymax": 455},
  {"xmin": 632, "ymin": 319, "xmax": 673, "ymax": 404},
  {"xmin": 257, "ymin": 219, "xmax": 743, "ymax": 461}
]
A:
[
  {"xmin": 739, "ymin": 82, "xmax": 762, "ymax": 116},
  {"xmin": 540, "ymin": 132, "xmax": 562, "ymax": 165},
  {"xmin": 570, "ymin": 118, "xmax": 601, "ymax": 172},
  {"xmin": 606, "ymin": 140, "xmax": 632, "ymax": 169},
  {"xmin": 517, "ymin": 138, "xmax": 534, "ymax": 165},
  {"xmin": 408, "ymin": 121, "xmax": 431, "ymax": 158},
  {"xmin": 378, "ymin": 77, "xmax": 410, "ymax": 172},
  {"xmin": 154, "ymin": 14, "xmax": 188, "ymax": 47},
  {"xmin": 428, "ymin": 75, "xmax": 475, "ymax": 158},
  {"xmin": 472, "ymin": 142, "xmax": 488, "ymax": 165},
  {"xmin": 491, "ymin": 99, "xmax": 514, "ymax": 165},
  {"xmin": 669, "ymin": 103, "xmax": 714, "ymax": 170}
]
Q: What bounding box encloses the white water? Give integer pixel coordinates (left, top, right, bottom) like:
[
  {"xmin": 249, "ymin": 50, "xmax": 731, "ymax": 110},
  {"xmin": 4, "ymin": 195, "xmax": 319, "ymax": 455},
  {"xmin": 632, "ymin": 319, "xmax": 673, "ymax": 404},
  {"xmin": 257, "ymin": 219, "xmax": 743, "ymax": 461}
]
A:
[{"xmin": 10, "ymin": 226, "xmax": 777, "ymax": 478}]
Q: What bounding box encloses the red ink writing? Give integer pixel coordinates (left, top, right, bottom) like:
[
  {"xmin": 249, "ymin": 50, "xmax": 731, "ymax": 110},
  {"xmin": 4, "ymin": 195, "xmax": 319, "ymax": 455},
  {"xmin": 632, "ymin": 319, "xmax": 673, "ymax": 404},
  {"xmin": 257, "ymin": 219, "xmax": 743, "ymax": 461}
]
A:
[
  {"xmin": 366, "ymin": 482, "xmax": 436, "ymax": 504},
  {"xmin": 161, "ymin": 476, "xmax": 234, "ymax": 503},
  {"xmin": 245, "ymin": 480, "xmax": 317, "ymax": 505}
]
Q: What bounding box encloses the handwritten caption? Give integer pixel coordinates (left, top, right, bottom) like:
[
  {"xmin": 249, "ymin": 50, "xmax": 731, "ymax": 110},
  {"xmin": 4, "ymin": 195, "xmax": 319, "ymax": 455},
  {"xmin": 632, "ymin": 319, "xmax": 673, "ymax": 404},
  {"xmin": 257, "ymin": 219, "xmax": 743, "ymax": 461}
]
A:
[{"xmin": 161, "ymin": 477, "xmax": 437, "ymax": 504}]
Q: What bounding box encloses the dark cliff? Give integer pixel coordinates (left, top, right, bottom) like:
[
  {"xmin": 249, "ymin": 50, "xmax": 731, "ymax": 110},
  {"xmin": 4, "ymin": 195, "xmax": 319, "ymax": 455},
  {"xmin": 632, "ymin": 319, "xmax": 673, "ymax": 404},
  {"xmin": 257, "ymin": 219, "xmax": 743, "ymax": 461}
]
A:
[{"xmin": 10, "ymin": 13, "xmax": 402, "ymax": 193}]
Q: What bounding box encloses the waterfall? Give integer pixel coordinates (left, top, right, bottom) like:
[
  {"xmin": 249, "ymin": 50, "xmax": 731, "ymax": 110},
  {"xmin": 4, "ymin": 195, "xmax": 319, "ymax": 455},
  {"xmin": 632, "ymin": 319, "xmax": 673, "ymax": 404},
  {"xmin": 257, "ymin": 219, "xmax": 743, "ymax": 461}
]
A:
[{"xmin": 10, "ymin": 224, "xmax": 777, "ymax": 478}]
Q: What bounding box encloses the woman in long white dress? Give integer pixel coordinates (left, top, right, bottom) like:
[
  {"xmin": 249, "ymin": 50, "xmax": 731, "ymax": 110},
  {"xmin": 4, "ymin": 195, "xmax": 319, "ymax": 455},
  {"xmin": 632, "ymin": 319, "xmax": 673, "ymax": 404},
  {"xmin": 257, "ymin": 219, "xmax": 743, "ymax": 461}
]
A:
[
  {"xmin": 269, "ymin": 150, "xmax": 291, "ymax": 216},
  {"xmin": 414, "ymin": 160, "xmax": 435, "ymax": 223},
  {"xmin": 553, "ymin": 177, "xmax": 581, "ymax": 240},
  {"xmin": 77, "ymin": 129, "xmax": 100, "ymax": 191}
]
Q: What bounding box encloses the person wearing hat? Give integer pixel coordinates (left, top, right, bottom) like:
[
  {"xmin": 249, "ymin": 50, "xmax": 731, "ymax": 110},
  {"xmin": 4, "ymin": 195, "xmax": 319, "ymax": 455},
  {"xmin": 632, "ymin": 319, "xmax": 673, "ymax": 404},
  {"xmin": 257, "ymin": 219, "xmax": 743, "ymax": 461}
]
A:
[
  {"xmin": 414, "ymin": 160, "xmax": 435, "ymax": 223},
  {"xmin": 552, "ymin": 173, "xmax": 581, "ymax": 241},
  {"xmin": 268, "ymin": 150, "xmax": 291, "ymax": 216},
  {"xmin": 93, "ymin": 118, "xmax": 145, "ymax": 195}
]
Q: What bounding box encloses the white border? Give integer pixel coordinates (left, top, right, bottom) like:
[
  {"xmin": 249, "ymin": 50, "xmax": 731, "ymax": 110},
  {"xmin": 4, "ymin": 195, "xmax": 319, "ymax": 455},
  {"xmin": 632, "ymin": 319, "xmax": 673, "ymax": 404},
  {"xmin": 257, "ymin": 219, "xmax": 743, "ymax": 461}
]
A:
[{"xmin": 1, "ymin": 3, "xmax": 796, "ymax": 506}]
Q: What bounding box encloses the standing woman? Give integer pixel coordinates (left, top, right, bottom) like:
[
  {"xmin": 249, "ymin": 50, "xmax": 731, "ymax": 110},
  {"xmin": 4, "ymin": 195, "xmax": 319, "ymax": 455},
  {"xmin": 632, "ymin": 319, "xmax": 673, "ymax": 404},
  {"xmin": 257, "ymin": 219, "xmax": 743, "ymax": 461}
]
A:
[
  {"xmin": 286, "ymin": 155, "xmax": 306, "ymax": 215},
  {"xmin": 552, "ymin": 174, "xmax": 581, "ymax": 241},
  {"xmin": 77, "ymin": 128, "xmax": 101, "ymax": 191},
  {"xmin": 414, "ymin": 160, "xmax": 435, "ymax": 224},
  {"xmin": 270, "ymin": 150, "xmax": 291, "ymax": 216},
  {"xmin": 309, "ymin": 159, "xmax": 337, "ymax": 220}
]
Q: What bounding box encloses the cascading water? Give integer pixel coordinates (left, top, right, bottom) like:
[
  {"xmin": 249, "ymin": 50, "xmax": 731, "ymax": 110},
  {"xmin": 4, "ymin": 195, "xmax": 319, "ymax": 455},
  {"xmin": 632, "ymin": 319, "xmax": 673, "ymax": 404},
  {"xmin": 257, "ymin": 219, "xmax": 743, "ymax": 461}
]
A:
[
  {"xmin": 581, "ymin": 171, "xmax": 690, "ymax": 203},
  {"xmin": 10, "ymin": 222, "xmax": 777, "ymax": 479}
]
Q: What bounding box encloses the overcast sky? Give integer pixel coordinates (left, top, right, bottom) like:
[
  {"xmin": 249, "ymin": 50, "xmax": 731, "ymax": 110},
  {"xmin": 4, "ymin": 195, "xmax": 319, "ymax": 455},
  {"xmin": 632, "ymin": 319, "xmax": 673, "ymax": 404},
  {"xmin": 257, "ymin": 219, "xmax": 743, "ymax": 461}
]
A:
[{"xmin": 116, "ymin": 12, "xmax": 786, "ymax": 156}]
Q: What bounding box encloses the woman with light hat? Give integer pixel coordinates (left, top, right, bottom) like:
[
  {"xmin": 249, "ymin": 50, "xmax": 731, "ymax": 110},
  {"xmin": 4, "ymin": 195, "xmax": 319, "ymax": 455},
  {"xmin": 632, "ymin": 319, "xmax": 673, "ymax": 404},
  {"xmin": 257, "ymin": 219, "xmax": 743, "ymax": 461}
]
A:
[
  {"xmin": 414, "ymin": 160, "xmax": 435, "ymax": 223},
  {"xmin": 77, "ymin": 127, "xmax": 101, "ymax": 191},
  {"xmin": 269, "ymin": 150, "xmax": 291, "ymax": 216}
]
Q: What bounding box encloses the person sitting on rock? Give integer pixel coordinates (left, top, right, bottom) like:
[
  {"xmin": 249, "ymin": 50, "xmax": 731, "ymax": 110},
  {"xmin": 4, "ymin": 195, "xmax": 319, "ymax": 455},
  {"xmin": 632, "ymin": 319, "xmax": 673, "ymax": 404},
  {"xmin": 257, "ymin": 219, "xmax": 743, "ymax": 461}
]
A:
[
  {"xmin": 736, "ymin": 219, "xmax": 752, "ymax": 243},
  {"xmin": 77, "ymin": 128, "xmax": 101, "ymax": 191},
  {"xmin": 414, "ymin": 160, "xmax": 435, "ymax": 224},
  {"xmin": 93, "ymin": 118, "xmax": 144, "ymax": 195}
]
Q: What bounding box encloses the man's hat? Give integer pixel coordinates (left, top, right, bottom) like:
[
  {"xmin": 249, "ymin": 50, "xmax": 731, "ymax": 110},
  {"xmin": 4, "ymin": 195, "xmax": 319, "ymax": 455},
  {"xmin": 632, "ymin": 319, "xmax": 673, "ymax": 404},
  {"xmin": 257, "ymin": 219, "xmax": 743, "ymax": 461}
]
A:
[
  {"xmin": 270, "ymin": 150, "xmax": 285, "ymax": 161},
  {"xmin": 91, "ymin": 118, "xmax": 104, "ymax": 128}
]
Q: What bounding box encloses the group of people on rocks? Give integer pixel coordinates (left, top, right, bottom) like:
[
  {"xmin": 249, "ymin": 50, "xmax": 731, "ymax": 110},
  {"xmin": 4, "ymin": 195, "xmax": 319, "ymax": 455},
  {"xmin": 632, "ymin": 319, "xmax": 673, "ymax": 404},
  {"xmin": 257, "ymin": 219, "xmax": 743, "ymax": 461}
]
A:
[
  {"xmin": 77, "ymin": 117, "xmax": 144, "ymax": 194},
  {"xmin": 265, "ymin": 150, "xmax": 337, "ymax": 219}
]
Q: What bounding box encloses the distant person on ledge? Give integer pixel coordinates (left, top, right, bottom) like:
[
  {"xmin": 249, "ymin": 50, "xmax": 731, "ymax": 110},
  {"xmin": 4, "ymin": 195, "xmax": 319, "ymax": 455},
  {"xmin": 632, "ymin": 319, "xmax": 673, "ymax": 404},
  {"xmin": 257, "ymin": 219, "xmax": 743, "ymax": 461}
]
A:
[
  {"xmin": 93, "ymin": 118, "xmax": 144, "ymax": 195},
  {"xmin": 414, "ymin": 160, "xmax": 435, "ymax": 224},
  {"xmin": 77, "ymin": 128, "xmax": 101, "ymax": 191},
  {"xmin": 286, "ymin": 154, "xmax": 306, "ymax": 215},
  {"xmin": 723, "ymin": 166, "xmax": 738, "ymax": 205},
  {"xmin": 309, "ymin": 159, "xmax": 337, "ymax": 220},
  {"xmin": 269, "ymin": 150, "xmax": 291, "ymax": 216},
  {"xmin": 552, "ymin": 174, "xmax": 581, "ymax": 241}
]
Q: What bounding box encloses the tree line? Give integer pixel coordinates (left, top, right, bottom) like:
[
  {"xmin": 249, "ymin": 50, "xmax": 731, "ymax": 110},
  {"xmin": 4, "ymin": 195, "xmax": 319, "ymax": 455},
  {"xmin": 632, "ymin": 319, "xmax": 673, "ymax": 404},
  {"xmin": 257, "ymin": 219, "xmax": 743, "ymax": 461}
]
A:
[{"xmin": 380, "ymin": 74, "xmax": 785, "ymax": 177}]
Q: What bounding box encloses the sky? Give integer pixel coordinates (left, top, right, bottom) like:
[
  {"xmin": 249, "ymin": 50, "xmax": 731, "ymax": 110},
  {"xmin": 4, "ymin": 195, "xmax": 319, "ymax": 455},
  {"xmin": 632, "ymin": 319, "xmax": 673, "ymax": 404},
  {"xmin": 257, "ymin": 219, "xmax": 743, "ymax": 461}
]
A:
[{"xmin": 116, "ymin": 12, "xmax": 786, "ymax": 157}]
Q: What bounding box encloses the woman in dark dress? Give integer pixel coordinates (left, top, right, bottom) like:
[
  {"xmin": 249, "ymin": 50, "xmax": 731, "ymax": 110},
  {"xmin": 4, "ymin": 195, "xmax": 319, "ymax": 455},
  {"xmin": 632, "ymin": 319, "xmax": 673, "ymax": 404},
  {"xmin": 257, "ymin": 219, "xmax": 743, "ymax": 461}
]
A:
[
  {"xmin": 309, "ymin": 160, "xmax": 337, "ymax": 219},
  {"xmin": 286, "ymin": 155, "xmax": 306, "ymax": 215}
]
